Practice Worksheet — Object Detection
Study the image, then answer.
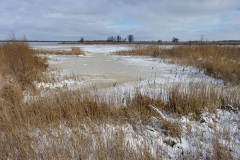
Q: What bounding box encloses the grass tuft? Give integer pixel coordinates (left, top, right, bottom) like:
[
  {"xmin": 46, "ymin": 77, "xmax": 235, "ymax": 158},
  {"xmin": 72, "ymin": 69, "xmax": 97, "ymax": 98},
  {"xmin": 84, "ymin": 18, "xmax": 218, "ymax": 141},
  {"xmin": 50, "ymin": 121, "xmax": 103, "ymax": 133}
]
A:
[{"xmin": 35, "ymin": 47, "xmax": 86, "ymax": 55}]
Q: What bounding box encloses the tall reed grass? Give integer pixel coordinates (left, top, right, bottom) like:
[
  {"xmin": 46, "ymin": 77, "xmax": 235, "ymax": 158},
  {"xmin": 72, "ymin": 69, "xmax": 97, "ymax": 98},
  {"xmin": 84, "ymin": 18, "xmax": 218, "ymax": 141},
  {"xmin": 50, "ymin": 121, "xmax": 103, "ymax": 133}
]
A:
[
  {"xmin": 116, "ymin": 45, "xmax": 240, "ymax": 84},
  {"xmin": 0, "ymin": 39, "xmax": 239, "ymax": 159},
  {"xmin": 0, "ymin": 83, "xmax": 239, "ymax": 159},
  {"xmin": 0, "ymin": 39, "xmax": 48, "ymax": 90}
]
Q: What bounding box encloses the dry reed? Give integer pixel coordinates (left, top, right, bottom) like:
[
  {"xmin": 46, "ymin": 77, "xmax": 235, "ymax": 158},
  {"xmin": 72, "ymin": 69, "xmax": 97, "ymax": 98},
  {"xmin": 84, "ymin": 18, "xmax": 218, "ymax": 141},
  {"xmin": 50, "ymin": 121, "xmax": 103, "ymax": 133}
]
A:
[
  {"xmin": 0, "ymin": 40, "xmax": 48, "ymax": 89},
  {"xmin": 116, "ymin": 45, "xmax": 240, "ymax": 84},
  {"xmin": 0, "ymin": 39, "xmax": 239, "ymax": 159},
  {"xmin": 35, "ymin": 47, "xmax": 86, "ymax": 55}
]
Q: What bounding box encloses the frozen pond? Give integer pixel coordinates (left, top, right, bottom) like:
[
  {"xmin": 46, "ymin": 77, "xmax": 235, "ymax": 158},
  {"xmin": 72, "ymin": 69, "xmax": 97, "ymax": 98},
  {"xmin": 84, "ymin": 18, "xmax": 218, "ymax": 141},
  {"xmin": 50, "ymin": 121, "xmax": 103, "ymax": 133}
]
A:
[
  {"xmin": 30, "ymin": 42, "xmax": 131, "ymax": 52},
  {"xmin": 31, "ymin": 43, "xmax": 222, "ymax": 90}
]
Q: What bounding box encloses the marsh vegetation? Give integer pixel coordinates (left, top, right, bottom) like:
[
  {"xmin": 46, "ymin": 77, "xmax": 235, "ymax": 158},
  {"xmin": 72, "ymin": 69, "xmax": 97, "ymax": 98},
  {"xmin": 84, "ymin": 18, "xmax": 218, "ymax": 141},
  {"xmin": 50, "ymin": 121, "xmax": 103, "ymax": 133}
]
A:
[
  {"xmin": 116, "ymin": 44, "xmax": 240, "ymax": 84},
  {"xmin": 0, "ymin": 39, "xmax": 239, "ymax": 159}
]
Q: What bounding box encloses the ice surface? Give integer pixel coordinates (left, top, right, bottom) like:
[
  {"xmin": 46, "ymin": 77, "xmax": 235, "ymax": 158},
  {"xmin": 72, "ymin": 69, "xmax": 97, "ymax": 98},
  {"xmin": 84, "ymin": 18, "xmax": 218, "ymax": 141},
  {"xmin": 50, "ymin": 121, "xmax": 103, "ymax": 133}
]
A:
[
  {"xmin": 33, "ymin": 43, "xmax": 223, "ymax": 92},
  {"xmin": 28, "ymin": 43, "xmax": 239, "ymax": 159},
  {"xmin": 30, "ymin": 42, "xmax": 130, "ymax": 53}
]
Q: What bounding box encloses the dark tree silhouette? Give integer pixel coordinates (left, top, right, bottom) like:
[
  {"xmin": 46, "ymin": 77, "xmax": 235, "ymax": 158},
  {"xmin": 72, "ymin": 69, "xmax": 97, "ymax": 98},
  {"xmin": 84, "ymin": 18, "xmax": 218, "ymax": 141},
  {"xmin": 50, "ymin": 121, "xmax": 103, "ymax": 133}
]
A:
[
  {"xmin": 107, "ymin": 36, "xmax": 114, "ymax": 42},
  {"xmin": 172, "ymin": 37, "xmax": 179, "ymax": 43},
  {"xmin": 117, "ymin": 35, "xmax": 121, "ymax": 42},
  {"xmin": 128, "ymin": 35, "xmax": 134, "ymax": 43},
  {"xmin": 80, "ymin": 37, "xmax": 84, "ymax": 42}
]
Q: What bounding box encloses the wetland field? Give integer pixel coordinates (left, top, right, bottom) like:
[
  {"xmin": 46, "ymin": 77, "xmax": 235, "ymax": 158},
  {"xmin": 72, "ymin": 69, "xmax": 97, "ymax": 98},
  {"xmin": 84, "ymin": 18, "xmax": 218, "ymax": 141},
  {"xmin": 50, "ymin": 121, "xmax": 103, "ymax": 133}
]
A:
[{"xmin": 0, "ymin": 41, "xmax": 239, "ymax": 159}]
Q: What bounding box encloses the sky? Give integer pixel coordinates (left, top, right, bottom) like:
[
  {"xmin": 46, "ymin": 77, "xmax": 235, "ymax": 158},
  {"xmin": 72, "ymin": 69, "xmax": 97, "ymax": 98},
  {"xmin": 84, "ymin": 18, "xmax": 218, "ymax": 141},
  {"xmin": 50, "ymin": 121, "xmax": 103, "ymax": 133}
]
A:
[{"xmin": 0, "ymin": 0, "xmax": 240, "ymax": 41}]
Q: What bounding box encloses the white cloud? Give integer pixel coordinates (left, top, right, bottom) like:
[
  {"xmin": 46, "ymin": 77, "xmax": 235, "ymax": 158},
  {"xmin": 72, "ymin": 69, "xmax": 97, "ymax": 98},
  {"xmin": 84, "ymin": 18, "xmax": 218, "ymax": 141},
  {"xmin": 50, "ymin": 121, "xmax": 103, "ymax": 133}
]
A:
[
  {"xmin": 0, "ymin": 0, "xmax": 240, "ymax": 41},
  {"xmin": 47, "ymin": 13, "xmax": 65, "ymax": 19}
]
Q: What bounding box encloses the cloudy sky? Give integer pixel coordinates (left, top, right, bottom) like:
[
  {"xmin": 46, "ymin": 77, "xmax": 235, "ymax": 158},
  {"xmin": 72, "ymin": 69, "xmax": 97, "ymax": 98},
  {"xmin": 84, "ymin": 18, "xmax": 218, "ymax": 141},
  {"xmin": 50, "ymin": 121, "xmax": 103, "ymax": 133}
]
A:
[{"xmin": 0, "ymin": 0, "xmax": 240, "ymax": 41}]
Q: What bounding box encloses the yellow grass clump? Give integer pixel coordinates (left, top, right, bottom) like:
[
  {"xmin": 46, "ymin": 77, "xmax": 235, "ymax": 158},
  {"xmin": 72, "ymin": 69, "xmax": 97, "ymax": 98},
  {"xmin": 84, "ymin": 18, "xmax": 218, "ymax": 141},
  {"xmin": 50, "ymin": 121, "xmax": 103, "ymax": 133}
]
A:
[
  {"xmin": 35, "ymin": 47, "xmax": 86, "ymax": 55},
  {"xmin": 0, "ymin": 40, "xmax": 48, "ymax": 89}
]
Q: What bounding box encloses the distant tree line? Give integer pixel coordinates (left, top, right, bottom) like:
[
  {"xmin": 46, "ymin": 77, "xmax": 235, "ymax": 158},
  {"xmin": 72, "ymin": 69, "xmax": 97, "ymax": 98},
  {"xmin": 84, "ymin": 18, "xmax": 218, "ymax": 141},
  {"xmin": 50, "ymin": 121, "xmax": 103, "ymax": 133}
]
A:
[
  {"xmin": 217, "ymin": 40, "xmax": 240, "ymax": 42},
  {"xmin": 78, "ymin": 35, "xmax": 182, "ymax": 43},
  {"xmin": 107, "ymin": 35, "xmax": 134, "ymax": 43}
]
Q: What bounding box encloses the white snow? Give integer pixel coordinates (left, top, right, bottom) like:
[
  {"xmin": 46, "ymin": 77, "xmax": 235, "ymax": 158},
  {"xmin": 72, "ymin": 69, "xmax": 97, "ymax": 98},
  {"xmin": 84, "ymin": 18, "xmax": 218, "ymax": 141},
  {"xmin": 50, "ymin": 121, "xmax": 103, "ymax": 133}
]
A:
[
  {"xmin": 27, "ymin": 43, "xmax": 240, "ymax": 159},
  {"xmin": 27, "ymin": 109, "xmax": 239, "ymax": 159}
]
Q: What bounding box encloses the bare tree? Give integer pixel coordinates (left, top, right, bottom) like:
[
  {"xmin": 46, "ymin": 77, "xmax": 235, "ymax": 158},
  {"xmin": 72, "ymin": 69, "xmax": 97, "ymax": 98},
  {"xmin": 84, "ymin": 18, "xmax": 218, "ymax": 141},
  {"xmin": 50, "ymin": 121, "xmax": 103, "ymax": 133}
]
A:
[
  {"xmin": 80, "ymin": 37, "xmax": 84, "ymax": 42},
  {"xmin": 128, "ymin": 35, "xmax": 134, "ymax": 43},
  {"xmin": 107, "ymin": 36, "xmax": 114, "ymax": 42},
  {"xmin": 117, "ymin": 35, "xmax": 121, "ymax": 42},
  {"xmin": 122, "ymin": 38, "xmax": 127, "ymax": 42},
  {"xmin": 172, "ymin": 37, "xmax": 179, "ymax": 43}
]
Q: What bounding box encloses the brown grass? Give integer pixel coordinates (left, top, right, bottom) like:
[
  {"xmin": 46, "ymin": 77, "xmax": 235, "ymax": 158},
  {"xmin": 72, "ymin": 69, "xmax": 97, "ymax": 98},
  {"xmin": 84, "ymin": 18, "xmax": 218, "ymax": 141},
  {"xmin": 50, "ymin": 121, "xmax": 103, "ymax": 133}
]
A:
[
  {"xmin": 116, "ymin": 45, "xmax": 240, "ymax": 84},
  {"xmin": 213, "ymin": 139, "xmax": 234, "ymax": 160},
  {"xmin": 124, "ymin": 83, "xmax": 240, "ymax": 118},
  {"xmin": 115, "ymin": 44, "xmax": 158, "ymax": 56},
  {"xmin": 0, "ymin": 40, "xmax": 48, "ymax": 89},
  {"xmin": 0, "ymin": 38, "xmax": 239, "ymax": 159},
  {"xmin": 0, "ymin": 83, "xmax": 239, "ymax": 159},
  {"xmin": 35, "ymin": 47, "xmax": 86, "ymax": 55}
]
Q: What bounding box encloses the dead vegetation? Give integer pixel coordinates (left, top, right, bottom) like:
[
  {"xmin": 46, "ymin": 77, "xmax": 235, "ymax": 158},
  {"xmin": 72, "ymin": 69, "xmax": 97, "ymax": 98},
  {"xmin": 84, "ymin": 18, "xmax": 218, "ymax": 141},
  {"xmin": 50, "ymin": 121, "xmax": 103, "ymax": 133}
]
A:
[
  {"xmin": 35, "ymin": 47, "xmax": 86, "ymax": 55},
  {"xmin": 0, "ymin": 39, "xmax": 239, "ymax": 159},
  {"xmin": 116, "ymin": 45, "xmax": 240, "ymax": 84},
  {"xmin": 0, "ymin": 39, "xmax": 48, "ymax": 90},
  {"xmin": 0, "ymin": 83, "xmax": 239, "ymax": 159}
]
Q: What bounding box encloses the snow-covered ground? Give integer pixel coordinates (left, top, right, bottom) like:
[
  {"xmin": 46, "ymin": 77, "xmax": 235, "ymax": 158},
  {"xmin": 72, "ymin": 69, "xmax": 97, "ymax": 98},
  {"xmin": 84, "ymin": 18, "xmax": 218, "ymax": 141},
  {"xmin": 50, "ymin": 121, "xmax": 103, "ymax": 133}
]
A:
[
  {"xmin": 30, "ymin": 43, "xmax": 239, "ymax": 159},
  {"xmin": 28, "ymin": 109, "xmax": 240, "ymax": 159},
  {"xmin": 32, "ymin": 43, "xmax": 223, "ymax": 92}
]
